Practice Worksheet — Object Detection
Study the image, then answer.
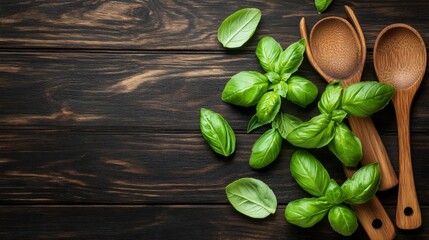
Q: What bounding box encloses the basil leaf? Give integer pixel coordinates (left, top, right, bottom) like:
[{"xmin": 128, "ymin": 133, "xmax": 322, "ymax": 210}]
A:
[
  {"xmin": 342, "ymin": 163, "xmax": 381, "ymax": 205},
  {"xmin": 200, "ymin": 108, "xmax": 236, "ymax": 157},
  {"xmin": 287, "ymin": 75, "xmax": 318, "ymax": 107},
  {"xmin": 315, "ymin": 0, "xmax": 333, "ymax": 14},
  {"xmin": 256, "ymin": 37, "xmax": 283, "ymax": 72},
  {"xmin": 217, "ymin": 8, "xmax": 262, "ymax": 48},
  {"xmin": 318, "ymin": 81, "xmax": 342, "ymax": 114},
  {"xmin": 324, "ymin": 180, "xmax": 344, "ymax": 205},
  {"xmin": 247, "ymin": 114, "xmax": 266, "ymax": 133},
  {"xmin": 272, "ymin": 112, "xmax": 302, "ymax": 139},
  {"xmin": 222, "ymin": 71, "xmax": 269, "ymax": 107},
  {"xmin": 226, "ymin": 178, "xmax": 277, "ymax": 218},
  {"xmin": 256, "ymin": 91, "xmax": 281, "ymax": 125},
  {"xmin": 265, "ymin": 72, "xmax": 281, "ymax": 83},
  {"xmin": 328, "ymin": 123, "xmax": 362, "ymax": 167},
  {"xmin": 273, "ymin": 81, "xmax": 288, "ymax": 98},
  {"xmin": 275, "ymin": 39, "xmax": 306, "ymax": 75},
  {"xmin": 328, "ymin": 205, "xmax": 358, "ymax": 236},
  {"xmin": 285, "ymin": 197, "xmax": 332, "ymax": 228},
  {"xmin": 290, "ymin": 150, "xmax": 330, "ymax": 197},
  {"xmin": 281, "ymin": 73, "xmax": 292, "ymax": 82},
  {"xmin": 249, "ymin": 129, "xmax": 282, "ymax": 169},
  {"xmin": 342, "ymin": 82, "xmax": 395, "ymax": 117},
  {"xmin": 287, "ymin": 114, "xmax": 336, "ymax": 148},
  {"xmin": 331, "ymin": 109, "xmax": 347, "ymax": 123}
]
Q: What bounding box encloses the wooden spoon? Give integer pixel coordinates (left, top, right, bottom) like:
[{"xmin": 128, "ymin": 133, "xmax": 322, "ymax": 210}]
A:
[
  {"xmin": 374, "ymin": 23, "xmax": 426, "ymax": 230},
  {"xmin": 300, "ymin": 6, "xmax": 396, "ymax": 240}
]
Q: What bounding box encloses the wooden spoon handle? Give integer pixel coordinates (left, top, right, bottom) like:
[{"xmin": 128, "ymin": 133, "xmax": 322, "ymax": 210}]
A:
[
  {"xmin": 347, "ymin": 116, "xmax": 398, "ymax": 190},
  {"xmin": 393, "ymin": 95, "xmax": 422, "ymax": 229}
]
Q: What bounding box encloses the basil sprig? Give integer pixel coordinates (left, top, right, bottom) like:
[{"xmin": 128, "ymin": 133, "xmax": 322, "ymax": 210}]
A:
[{"xmin": 285, "ymin": 150, "xmax": 380, "ymax": 236}]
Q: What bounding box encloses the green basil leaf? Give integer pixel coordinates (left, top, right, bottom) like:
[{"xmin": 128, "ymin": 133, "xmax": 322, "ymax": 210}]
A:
[
  {"xmin": 328, "ymin": 205, "xmax": 358, "ymax": 236},
  {"xmin": 217, "ymin": 8, "xmax": 262, "ymax": 48},
  {"xmin": 342, "ymin": 82, "xmax": 395, "ymax": 117},
  {"xmin": 285, "ymin": 197, "xmax": 332, "ymax": 228},
  {"xmin": 272, "ymin": 112, "xmax": 302, "ymax": 139},
  {"xmin": 290, "ymin": 150, "xmax": 330, "ymax": 197},
  {"xmin": 274, "ymin": 39, "xmax": 306, "ymax": 75},
  {"xmin": 200, "ymin": 108, "xmax": 236, "ymax": 157},
  {"xmin": 222, "ymin": 71, "xmax": 269, "ymax": 107},
  {"xmin": 256, "ymin": 91, "xmax": 281, "ymax": 125},
  {"xmin": 265, "ymin": 72, "xmax": 281, "ymax": 83},
  {"xmin": 281, "ymin": 73, "xmax": 292, "ymax": 82},
  {"xmin": 328, "ymin": 123, "xmax": 362, "ymax": 167},
  {"xmin": 273, "ymin": 81, "xmax": 288, "ymax": 98},
  {"xmin": 247, "ymin": 114, "xmax": 266, "ymax": 133},
  {"xmin": 324, "ymin": 180, "xmax": 345, "ymax": 205},
  {"xmin": 315, "ymin": 0, "xmax": 333, "ymax": 14},
  {"xmin": 249, "ymin": 129, "xmax": 282, "ymax": 169},
  {"xmin": 318, "ymin": 81, "xmax": 342, "ymax": 114},
  {"xmin": 287, "ymin": 114, "xmax": 336, "ymax": 148},
  {"xmin": 256, "ymin": 37, "xmax": 283, "ymax": 72},
  {"xmin": 287, "ymin": 75, "xmax": 318, "ymax": 107},
  {"xmin": 226, "ymin": 178, "xmax": 277, "ymax": 218},
  {"xmin": 331, "ymin": 109, "xmax": 347, "ymax": 123},
  {"xmin": 341, "ymin": 163, "xmax": 381, "ymax": 205}
]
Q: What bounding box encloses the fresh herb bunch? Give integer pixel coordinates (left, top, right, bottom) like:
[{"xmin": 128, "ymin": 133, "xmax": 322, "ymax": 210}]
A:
[{"xmin": 285, "ymin": 150, "xmax": 381, "ymax": 236}]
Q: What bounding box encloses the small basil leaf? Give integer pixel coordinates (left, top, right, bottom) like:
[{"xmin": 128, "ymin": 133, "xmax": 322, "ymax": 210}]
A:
[
  {"xmin": 342, "ymin": 82, "xmax": 395, "ymax": 117},
  {"xmin": 281, "ymin": 73, "xmax": 292, "ymax": 82},
  {"xmin": 324, "ymin": 180, "xmax": 344, "ymax": 205},
  {"xmin": 285, "ymin": 197, "xmax": 332, "ymax": 228},
  {"xmin": 226, "ymin": 178, "xmax": 277, "ymax": 218},
  {"xmin": 318, "ymin": 81, "xmax": 342, "ymax": 114},
  {"xmin": 273, "ymin": 81, "xmax": 288, "ymax": 98},
  {"xmin": 247, "ymin": 114, "xmax": 266, "ymax": 133},
  {"xmin": 272, "ymin": 112, "xmax": 302, "ymax": 139},
  {"xmin": 287, "ymin": 75, "xmax": 318, "ymax": 107},
  {"xmin": 249, "ymin": 129, "xmax": 282, "ymax": 169},
  {"xmin": 200, "ymin": 108, "xmax": 236, "ymax": 157},
  {"xmin": 328, "ymin": 205, "xmax": 358, "ymax": 236},
  {"xmin": 222, "ymin": 71, "xmax": 269, "ymax": 107},
  {"xmin": 342, "ymin": 163, "xmax": 381, "ymax": 205},
  {"xmin": 217, "ymin": 8, "xmax": 262, "ymax": 48},
  {"xmin": 275, "ymin": 39, "xmax": 306, "ymax": 75},
  {"xmin": 265, "ymin": 72, "xmax": 281, "ymax": 83},
  {"xmin": 256, "ymin": 91, "xmax": 281, "ymax": 125},
  {"xmin": 315, "ymin": 0, "xmax": 333, "ymax": 14},
  {"xmin": 256, "ymin": 37, "xmax": 283, "ymax": 72},
  {"xmin": 328, "ymin": 123, "xmax": 362, "ymax": 167},
  {"xmin": 287, "ymin": 113, "xmax": 336, "ymax": 148},
  {"xmin": 290, "ymin": 150, "xmax": 330, "ymax": 197},
  {"xmin": 331, "ymin": 109, "xmax": 347, "ymax": 123}
]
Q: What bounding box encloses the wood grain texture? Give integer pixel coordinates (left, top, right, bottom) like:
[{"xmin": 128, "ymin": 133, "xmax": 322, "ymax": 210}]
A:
[{"xmin": 0, "ymin": 205, "xmax": 428, "ymax": 240}]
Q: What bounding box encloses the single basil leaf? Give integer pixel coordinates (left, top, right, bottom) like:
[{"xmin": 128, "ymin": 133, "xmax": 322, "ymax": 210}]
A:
[
  {"xmin": 249, "ymin": 129, "xmax": 282, "ymax": 169},
  {"xmin": 265, "ymin": 72, "xmax": 281, "ymax": 83},
  {"xmin": 222, "ymin": 71, "xmax": 269, "ymax": 107},
  {"xmin": 285, "ymin": 197, "xmax": 332, "ymax": 228},
  {"xmin": 247, "ymin": 114, "xmax": 266, "ymax": 133},
  {"xmin": 315, "ymin": 0, "xmax": 333, "ymax": 14},
  {"xmin": 275, "ymin": 39, "xmax": 306, "ymax": 75},
  {"xmin": 328, "ymin": 205, "xmax": 358, "ymax": 236},
  {"xmin": 226, "ymin": 178, "xmax": 277, "ymax": 218},
  {"xmin": 318, "ymin": 81, "xmax": 342, "ymax": 114},
  {"xmin": 217, "ymin": 8, "xmax": 262, "ymax": 48},
  {"xmin": 331, "ymin": 109, "xmax": 347, "ymax": 123},
  {"xmin": 324, "ymin": 180, "xmax": 345, "ymax": 205},
  {"xmin": 256, "ymin": 37, "xmax": 283, "ymax": 72},
  {"xmin": 328, "ymin": 123, "xmax": 362, "ymax": 167},
  {"xmin": 287, "ymin": 114, "xmax": 336, "ymax": 148},
  {"xmin": 342, "ymin": 163, "xmax": 381, "ymax": 205},
  {"xmin": 200, "ymin": 108, "xmax": 236, "ymax": 157},
  {"xmin": 287, "ymin": 75, "xmax": 318, "ymax": 107},
  {"xmin": 272, "ymin": 112, "xmax": 302, "ymax": 139},
  {"xmin": 256, "ymin": 91, "xmax": 281, "ymax": 125},
  {"xmin": 281, "ymin": 73, "xmax": 292, "ymax": 82},
  {"xmin": 273, "ymin": 81, "xmax": 288, "ymax": 98},
  {"xmin": 342, "ymin": 82, "xmax": 395, "ymax": 117},
  {"xmin": 290, "ymin": 150, "xmax": 330, "ymax": 197}
]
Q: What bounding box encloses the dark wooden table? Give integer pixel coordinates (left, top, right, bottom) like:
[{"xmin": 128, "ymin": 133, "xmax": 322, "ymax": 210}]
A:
[{"xmin": 0, "ymin": 1, "xmax": 428, "ymax": 239}]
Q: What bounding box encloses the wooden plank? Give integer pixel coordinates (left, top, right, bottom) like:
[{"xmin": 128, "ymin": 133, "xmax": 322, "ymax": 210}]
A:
[
  {"xmin": 0, "ymin": 205, "xmax": 428, "ymax": 239},
  {"xmin": 0, "ymin": 0, "xmax": 428, "ymax": 50},
  {"xmin": 0, "ymin": 52, "xmax": 427, "ymax": 132},
  {"xmin": 0, "ymin": 131, "xmax": 427, "ymax": 204}
]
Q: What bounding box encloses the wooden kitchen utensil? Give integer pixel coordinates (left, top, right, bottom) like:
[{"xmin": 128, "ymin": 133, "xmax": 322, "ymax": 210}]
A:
[
  {"xmin": 299, "ymin": 6, "xmax": 396, "ymax": 239},
  {"xmin": 374, "ymin": 23, "xmax": 426, "ymax": 230}
]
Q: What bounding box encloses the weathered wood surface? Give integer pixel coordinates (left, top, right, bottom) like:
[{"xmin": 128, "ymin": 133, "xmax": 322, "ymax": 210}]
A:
[{"xmin": 0, "ymin": 0, "xmax": 428, "ymax": 239}]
